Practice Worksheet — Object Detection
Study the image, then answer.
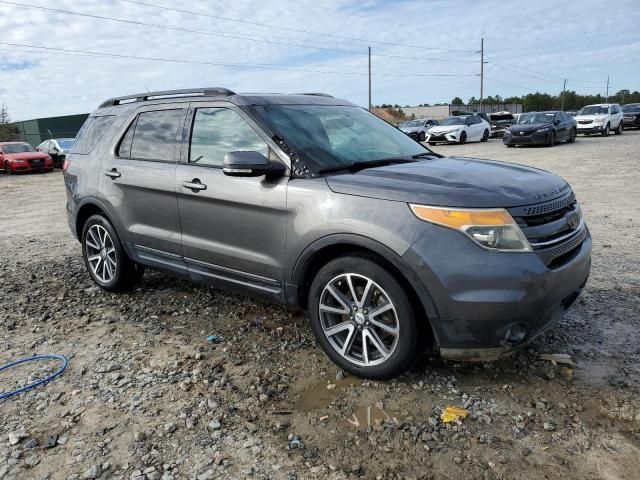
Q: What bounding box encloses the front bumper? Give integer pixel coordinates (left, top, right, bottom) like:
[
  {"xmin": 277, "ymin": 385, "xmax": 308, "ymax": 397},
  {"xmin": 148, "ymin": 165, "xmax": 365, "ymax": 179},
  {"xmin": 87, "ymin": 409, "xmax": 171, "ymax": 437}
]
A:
[
  {"xmin": 426, "ymin": 131, "xmax": 460, "ymax": 143},
  {"xmin": 623, "ymin": 117, "xmax": 640, "ymax": 128},
  {"xmin": 7, "ymin": 163, "xmax": 53, "ymax": 173},
  {"xmin": 576, "ymin": 124, "xmax": 604, "ymax": 134},
  {"xmin": 402, "ymin": 223, "xmax": 592, "ymax": 361},
  {"xmin": 503, "ymin": 130, "xmax": 550, "ymax": 145}
]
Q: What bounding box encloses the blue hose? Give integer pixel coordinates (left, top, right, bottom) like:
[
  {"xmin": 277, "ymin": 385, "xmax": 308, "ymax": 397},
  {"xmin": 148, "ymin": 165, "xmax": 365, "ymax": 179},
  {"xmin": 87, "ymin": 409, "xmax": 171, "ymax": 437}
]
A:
[{"xmin": 0, "ymin": 354, "xmax": 68, "ymax": 400}]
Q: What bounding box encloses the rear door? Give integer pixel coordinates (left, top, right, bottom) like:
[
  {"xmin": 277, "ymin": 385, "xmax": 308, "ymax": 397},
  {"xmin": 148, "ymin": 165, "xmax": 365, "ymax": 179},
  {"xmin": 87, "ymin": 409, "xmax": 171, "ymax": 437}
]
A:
[
  {"xmin": 175, "ymin": 102, "xmax": 289, "ymax": 298},
  {"xmin": 554, "ymin": 112, "xmax": 568, "ymax": 141},
  {"xmin": 99, "ymin": 104, "xmax": 188, "ymax": 272}
]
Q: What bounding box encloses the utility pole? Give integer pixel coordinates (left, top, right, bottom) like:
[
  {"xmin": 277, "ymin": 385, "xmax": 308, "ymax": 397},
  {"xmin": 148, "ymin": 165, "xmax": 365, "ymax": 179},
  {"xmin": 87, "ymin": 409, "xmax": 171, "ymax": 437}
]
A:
[
  {"xmin": 368, "ymin": 46, "xmax": 372, "ymax": 112},
  {"xmin": 561, "ymin": 78, "xmax": 567, "ymax": 111},
  {"xmin": 605, "ymin": 75, "xmax": 610, "ymax": 101},
  {"xmin": 479, "ymin": 38, "xmax": 484, "ymax": 112}
]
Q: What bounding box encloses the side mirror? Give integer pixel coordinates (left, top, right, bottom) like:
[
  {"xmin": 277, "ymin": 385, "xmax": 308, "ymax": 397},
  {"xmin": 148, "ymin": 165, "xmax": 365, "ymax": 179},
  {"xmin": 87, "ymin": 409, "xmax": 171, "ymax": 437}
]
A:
[{"xmin": 223, "ymin": 151, "xmax": 285, "ymax": 177}]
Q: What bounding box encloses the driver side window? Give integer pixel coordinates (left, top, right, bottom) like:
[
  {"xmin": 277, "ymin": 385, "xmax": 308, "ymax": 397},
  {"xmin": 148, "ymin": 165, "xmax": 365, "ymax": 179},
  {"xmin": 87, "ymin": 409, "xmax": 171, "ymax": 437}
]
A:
[{"xmin": 190, "ymin": 108, "xmax": 269, "ymax": 168}]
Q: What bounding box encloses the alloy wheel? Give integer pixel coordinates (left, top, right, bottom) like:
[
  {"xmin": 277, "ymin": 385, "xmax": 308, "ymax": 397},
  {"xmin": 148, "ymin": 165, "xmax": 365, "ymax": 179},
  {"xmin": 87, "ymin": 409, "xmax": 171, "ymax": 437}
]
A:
[
  {"xmin": 85, "ymin": 224, "xmax": 117, "ymax": 283},
  {"xmin": 318, "ymin": 273, "xmax": 399, "ymax": 367}
]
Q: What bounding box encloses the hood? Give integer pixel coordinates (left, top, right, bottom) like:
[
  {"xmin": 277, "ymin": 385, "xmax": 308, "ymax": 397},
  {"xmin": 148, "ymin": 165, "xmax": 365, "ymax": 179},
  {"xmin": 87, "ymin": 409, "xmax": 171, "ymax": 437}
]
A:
[
  {"xmin": 574, "ymin": 114, "xmax": 605, "ymax": 121},
  {"xmin": 3, "ymin": 151, "xmax": 49, "ymax": 161},
  {"xmin": 490, "ymin": 112, "xmax": 514, "ymax": 122},
  {"xmin": 400, "ymin": 126, "xmax": 422, "ymax": 133},
  {"xmin": 428, "ymin": 125, "xmax": 462, "ymax": 134},
  {"xmin": 508, "ymin": 122, "xmax": 553, "ymax": 134},
  {"xmin": 325, "ymin": 157, "xmax": 569, "ymax": 208}
]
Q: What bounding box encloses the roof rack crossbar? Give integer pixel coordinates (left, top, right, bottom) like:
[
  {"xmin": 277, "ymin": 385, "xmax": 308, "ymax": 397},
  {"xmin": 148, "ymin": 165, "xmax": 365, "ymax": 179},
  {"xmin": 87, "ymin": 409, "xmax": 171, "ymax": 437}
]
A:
[{"xmin": 98, "ymin": 87, "xmax": 236, "ymax": 108}]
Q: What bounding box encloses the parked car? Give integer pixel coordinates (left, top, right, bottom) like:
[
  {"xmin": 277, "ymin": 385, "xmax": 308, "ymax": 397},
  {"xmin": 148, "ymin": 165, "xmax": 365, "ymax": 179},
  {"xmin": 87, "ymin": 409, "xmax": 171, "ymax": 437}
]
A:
[
  {"xmin": 565, "ymin": 110, "xmax": 578, "ymax": 117},
  {"xmin": 622, "ymin": 103, "xmax": 640, "ymax": 129},
  {"xmin": 488, "ymin": 111, "xmax": 516, "ymax": 138},
  {"xmin": 574, "ymin": 103, "xmax": 623, "ymax": 136},
  {"xmin": 399, "ymin": 118, "xmax": 439, "ymax": 142},
  {"xmin": 1, "ymin": 142, "xmax": 53, "ymax": 174},
  {"xmin": 503, "ymin": 111, "xmax": 577, "ymax": 147},
  {"xmin": 64, "ymin": 88, "xmax": 591, "ymax": 379},
  {"xmin": 426, "ymin": 115, "xmax": 490, "ymax": 144},
  {"xmin": 37, "ymin": 138, "xmax": 75, "ymax": 167}
]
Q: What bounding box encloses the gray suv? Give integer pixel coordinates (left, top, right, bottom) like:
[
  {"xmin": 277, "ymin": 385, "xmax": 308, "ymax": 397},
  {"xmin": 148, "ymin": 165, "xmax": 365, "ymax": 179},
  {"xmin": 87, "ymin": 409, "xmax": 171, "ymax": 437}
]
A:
[{"xmin": 64, "ymin": 88, "xmax": 591, "ymax": 379}]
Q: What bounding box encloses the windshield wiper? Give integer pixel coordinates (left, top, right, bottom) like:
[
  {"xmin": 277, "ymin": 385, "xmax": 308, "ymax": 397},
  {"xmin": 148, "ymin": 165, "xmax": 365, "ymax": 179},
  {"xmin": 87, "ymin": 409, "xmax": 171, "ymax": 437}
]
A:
[
  {"xmin": 318, "ymin": 158, "xmax": 417, "ymax": 174},
  {"xmin": 412, "ymin": 152, "xmax": 439, "ymax": 159}
]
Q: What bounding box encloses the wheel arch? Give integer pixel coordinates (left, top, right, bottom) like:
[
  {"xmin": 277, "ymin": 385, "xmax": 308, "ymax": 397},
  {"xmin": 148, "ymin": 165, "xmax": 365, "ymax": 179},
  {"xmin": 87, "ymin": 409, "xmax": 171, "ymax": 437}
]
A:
[{"xmin": 289, "ymin": 234, "xmax": 439, "ymax": 344}]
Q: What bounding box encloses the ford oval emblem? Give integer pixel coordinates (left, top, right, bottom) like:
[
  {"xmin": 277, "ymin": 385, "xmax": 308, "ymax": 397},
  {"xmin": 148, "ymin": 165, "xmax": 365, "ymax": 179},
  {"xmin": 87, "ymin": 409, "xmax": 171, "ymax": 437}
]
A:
[{"xmin": 566, "ymin": 212, "xmax": 580, "ymax": 230}]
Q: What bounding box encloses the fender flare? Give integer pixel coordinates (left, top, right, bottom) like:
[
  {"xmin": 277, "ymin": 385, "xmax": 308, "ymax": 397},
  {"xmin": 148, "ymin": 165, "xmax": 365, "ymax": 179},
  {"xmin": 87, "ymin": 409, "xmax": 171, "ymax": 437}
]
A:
[{"xmin": 288, "ymin": 233, "xmax": 439, "ymax": 320}]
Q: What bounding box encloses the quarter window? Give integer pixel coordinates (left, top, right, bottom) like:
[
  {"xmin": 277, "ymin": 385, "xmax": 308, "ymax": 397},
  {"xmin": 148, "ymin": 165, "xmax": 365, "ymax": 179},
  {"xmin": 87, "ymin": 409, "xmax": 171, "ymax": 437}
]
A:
[
  {"xmin": 189, "ymin": 108, "xmax": 268, "ymax": 167},
  {"xmin": 72, "ymin": 116, "xmax": 115, "ymax": 154}
]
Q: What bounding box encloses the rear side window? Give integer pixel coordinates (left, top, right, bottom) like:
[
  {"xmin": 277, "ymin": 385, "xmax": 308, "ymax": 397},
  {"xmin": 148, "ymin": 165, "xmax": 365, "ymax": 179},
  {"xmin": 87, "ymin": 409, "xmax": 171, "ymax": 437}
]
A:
[
  {"xmin": 124, "ymin": 109, "xmax": 184, "ymax": 161},
  {"xmin": 72, "ymin": 116, "xmax": 115, "ymax": 154}
]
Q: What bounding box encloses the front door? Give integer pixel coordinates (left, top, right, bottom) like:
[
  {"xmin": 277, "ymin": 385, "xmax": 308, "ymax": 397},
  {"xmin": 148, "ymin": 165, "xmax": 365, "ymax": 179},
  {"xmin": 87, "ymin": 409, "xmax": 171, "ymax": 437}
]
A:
[
  {"xmin": 99, "ymin": 105, "xmax": 187, "ymax": 271},
  {"xmin": 175, "ymin": 103, "xmax": 289, "ymax": 298}
]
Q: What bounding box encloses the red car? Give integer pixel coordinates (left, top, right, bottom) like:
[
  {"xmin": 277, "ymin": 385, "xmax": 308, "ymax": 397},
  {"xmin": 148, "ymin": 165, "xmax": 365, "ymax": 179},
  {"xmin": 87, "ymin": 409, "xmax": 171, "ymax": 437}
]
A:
[{"xmin": 0, "ymin": 142, "xmax": 54, "ymax": 174}]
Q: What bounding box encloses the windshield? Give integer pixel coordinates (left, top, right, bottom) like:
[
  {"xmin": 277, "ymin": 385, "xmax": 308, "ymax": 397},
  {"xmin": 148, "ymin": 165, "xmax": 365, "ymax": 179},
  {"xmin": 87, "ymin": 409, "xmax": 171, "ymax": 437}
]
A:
[
  {"xmin": 623, "ymin": 104, "xmax": 640, "ymax": 113},
  {"xmin": 578, "ymin": 106, "xmax": 609, "ymax": 115},
  {"xmin": 2, "ymin": 143, "xmax": 36, "ymax": 153},
  {"xmin": 406, "ymin": 120, "xmax": 424, "ymax": 127},
  {"xmin": 518, "ymin": 113, "xmax": 555, "ymax": 124},
  {"xmin": 439, "ymin": 117, "xmax": 466, "ymax": 126},
  {"xmin": 253, "ymin": 105, "xmax": 428, "ymax": 173},
  {"xmin": 57, "ymin": 138, "xmax": 75, "ymax": 149}
]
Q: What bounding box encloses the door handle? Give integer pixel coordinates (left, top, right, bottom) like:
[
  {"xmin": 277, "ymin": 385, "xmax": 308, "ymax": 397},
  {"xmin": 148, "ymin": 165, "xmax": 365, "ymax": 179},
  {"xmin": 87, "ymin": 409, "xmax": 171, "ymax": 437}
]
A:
[
  {"xmin": 105, "ymin": 168, "xmax": 121, "ymax": 179},
  {"xmin": 182, "ymin": 178, "xmax": 207, "ymax": 192}
]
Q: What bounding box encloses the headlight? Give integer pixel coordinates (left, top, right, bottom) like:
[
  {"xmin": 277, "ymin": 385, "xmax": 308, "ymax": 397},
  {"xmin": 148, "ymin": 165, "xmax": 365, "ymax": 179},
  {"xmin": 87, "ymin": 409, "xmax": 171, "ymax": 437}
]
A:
[
  {"xmin": 536, "ymin": 127, "xmax": 551, "ymax": 133},
  {"xmin": 409, "ymin": 205, "xmax": 532, "ymax": 252}
]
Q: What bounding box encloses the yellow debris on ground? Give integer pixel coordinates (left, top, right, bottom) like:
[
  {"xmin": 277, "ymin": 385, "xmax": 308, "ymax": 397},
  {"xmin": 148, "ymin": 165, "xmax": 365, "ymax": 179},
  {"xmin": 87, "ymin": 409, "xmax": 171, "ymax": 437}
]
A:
[{"xmin": 441, "ymin": 406, "xmax": 469, "ymax": 423}]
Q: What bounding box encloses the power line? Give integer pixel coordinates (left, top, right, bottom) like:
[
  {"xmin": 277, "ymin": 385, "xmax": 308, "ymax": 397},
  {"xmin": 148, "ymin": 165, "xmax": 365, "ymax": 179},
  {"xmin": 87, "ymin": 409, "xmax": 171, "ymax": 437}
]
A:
[
  {"xmin": 0, "ymin": 1, "xmax": 477, "ymax": 64},
  {"xmin": 0, "ymin": 41, "xmax": 476, "ymax": 78},
  {"xmin": 485, "ymin": 55, "xmax": 608, "ymax": 85},
  {"xmin": 120, "ymin": 0, "xmax": 477, "ymax": 54}
]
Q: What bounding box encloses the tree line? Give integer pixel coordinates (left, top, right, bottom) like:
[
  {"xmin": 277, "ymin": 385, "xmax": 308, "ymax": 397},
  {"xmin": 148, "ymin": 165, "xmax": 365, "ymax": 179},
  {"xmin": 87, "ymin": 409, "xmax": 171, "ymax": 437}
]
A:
[
  {"xmin": 376, "ymin": 89, "xmax": 640, "ymax": 112},
  {"xmin": 0, "ymin": 104, "xmax": 21, "ymax": 142}
]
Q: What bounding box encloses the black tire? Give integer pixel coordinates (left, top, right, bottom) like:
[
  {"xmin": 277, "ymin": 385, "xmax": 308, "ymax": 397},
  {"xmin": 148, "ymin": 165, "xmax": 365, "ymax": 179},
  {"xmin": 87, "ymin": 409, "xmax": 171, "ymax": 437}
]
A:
[
  {"xmin": 308, "ymin": 255, "xmax": 418, "ymax": 379},
  {"xmin": 615, "ymin": 121, "xmax": 623, "ymax": 135},
  {"xmin": 547, "ymin": 132, "xmax": 555, "ymax": 147},
  {"xmin": 506, "ymin": 143, "xmax": 515, "ymax": 148},
  {"xmin": 481, "ymin": 129, "xmax": 489, "ymax": 142},
  {"xmin": 567, "ymin": 128, "xmax": 577, "ymax": 143},
  {"xmin": 428, "ymin": 142, "xmax": 437, "ymax": 146},
  {"xmin": 602, "ymin": 123, "xmax": 610, "ymax": 136},
  {"xmin": 4, "ymin": 162, "xmax": 12, "ymax": 175},
  {"xmin": 459, "ymin": 131, "xmax": 467, "ymax": 144},
  {"xmin": 419, "ymin": 131, "xmax": 426, "ymax": 142},
  {"xmin": 81, "ymin": 214, "xmax": 144, "ymax": 292}
]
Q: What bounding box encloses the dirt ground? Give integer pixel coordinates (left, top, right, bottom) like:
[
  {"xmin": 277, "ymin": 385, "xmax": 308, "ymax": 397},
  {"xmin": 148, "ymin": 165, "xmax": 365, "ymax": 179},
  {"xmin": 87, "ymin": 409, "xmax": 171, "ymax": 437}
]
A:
[{"xmin": 1, "ymin": 131, "xmax": 639, "ymax": 480}]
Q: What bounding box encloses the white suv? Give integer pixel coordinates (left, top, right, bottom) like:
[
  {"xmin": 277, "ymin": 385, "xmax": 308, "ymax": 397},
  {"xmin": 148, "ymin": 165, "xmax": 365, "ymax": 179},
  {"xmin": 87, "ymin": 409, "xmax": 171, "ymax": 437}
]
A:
[{"xmin": 574, "ymin": 103, "xmax": 623, "ymax": 136}]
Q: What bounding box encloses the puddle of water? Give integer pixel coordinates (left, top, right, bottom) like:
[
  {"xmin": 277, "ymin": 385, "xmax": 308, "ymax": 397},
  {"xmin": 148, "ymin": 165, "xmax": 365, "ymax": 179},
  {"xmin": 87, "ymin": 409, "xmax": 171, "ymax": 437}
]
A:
[
  {"xmin": 297, "ymin": 375, "xmax": 363, "ymax": 411},
  {"xmin": 348, "ymin": 404, "xmax": 399, "ymax": 429}
]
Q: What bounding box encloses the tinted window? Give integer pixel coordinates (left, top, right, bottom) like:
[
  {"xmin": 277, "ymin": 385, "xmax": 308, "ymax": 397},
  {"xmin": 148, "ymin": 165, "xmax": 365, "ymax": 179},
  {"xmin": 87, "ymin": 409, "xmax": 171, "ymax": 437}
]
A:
[
  {"xmin": 190, "ymin": 108, "xmax": 268, "ymax": 167},
  {"xmin": 611, "ymin": 105, "xmax": 619, "ymax": 114},
  {"xmin": 117, "ymin": 117, "xmax": 138, "ymax": 158},
  {"xmin": 73, "ymin": 116, "xmax": 115, "ymax": 154},
  {"xmin": 130, "ymin": 109, "xmax": 184, "ymax": 161}
]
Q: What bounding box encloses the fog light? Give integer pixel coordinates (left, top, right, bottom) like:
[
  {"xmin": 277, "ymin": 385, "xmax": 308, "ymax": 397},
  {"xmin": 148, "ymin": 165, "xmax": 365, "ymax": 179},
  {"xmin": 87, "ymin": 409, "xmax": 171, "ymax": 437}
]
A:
[{"xmin": 505, "ymin": 323, "xmax": 527, "ymax": 344}]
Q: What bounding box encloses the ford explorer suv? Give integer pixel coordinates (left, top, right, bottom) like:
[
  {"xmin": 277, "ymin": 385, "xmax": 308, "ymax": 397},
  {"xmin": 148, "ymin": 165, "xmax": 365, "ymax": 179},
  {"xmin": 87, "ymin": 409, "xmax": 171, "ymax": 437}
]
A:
[
  {"xmin": 574, "ymin": 103, "xmax": 623, "ymax": 136},
  {"xmin": 63, "ymin": 88, "xmax": 591, "ymax": 379}
]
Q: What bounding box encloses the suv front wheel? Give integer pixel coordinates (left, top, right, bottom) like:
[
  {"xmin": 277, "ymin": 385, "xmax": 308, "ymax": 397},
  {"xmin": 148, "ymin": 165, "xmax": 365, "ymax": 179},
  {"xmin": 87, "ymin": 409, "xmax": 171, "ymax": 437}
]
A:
[
  {"xmin": 81, "ymin": 214, "xmax": 144, "ymax": 292},
  {"xmin": 308, "ymin": 255, "xmax": 418, "ymax": 379}
]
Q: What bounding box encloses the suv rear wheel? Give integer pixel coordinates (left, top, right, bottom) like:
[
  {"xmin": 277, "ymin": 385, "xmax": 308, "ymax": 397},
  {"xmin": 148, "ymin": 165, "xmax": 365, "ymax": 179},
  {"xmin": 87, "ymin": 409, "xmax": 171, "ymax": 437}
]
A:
[
  {"xmin": 82, "ymin": 214, "xmax": 144, "ymax": 292},
  {"xmin": 308, "ymin": 255, "xmax": 418, "ymax": 379}
]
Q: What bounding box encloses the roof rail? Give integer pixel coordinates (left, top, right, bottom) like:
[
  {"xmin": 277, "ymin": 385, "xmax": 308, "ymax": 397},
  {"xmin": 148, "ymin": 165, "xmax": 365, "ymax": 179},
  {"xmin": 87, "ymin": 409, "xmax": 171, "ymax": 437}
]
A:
[
  {"xmin": 293, "ymin": 92, "xmax": 334, "ymax": 98},
  {"xmin": 98, "ymin": 87, "xmax": 236, "ymax": 108}
]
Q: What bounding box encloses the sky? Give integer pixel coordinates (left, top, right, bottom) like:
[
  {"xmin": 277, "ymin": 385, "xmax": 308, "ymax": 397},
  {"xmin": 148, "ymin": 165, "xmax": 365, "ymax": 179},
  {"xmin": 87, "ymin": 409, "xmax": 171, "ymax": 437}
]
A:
[{"xmin": 0, "ymin": 0, "xmax": 639, "ymax": 120}]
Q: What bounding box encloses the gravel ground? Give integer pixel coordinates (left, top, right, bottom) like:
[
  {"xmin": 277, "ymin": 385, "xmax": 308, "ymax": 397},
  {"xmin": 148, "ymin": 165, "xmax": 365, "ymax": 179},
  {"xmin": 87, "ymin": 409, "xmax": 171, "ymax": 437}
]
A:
[{"xmin": 1, "ymin": 131, "xmax": 639, "ymax": 480}]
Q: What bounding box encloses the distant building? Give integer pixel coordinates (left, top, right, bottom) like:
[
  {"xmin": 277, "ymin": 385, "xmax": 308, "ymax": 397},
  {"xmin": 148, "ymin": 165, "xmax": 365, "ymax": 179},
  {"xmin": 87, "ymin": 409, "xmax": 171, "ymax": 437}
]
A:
[
  {"xmin": 403, "ymin": 103, "xmax": 523, "ymax": 119},
  {"xmin": 12, "ymin": 113, "xmax": 89, "ymax": 146}
]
